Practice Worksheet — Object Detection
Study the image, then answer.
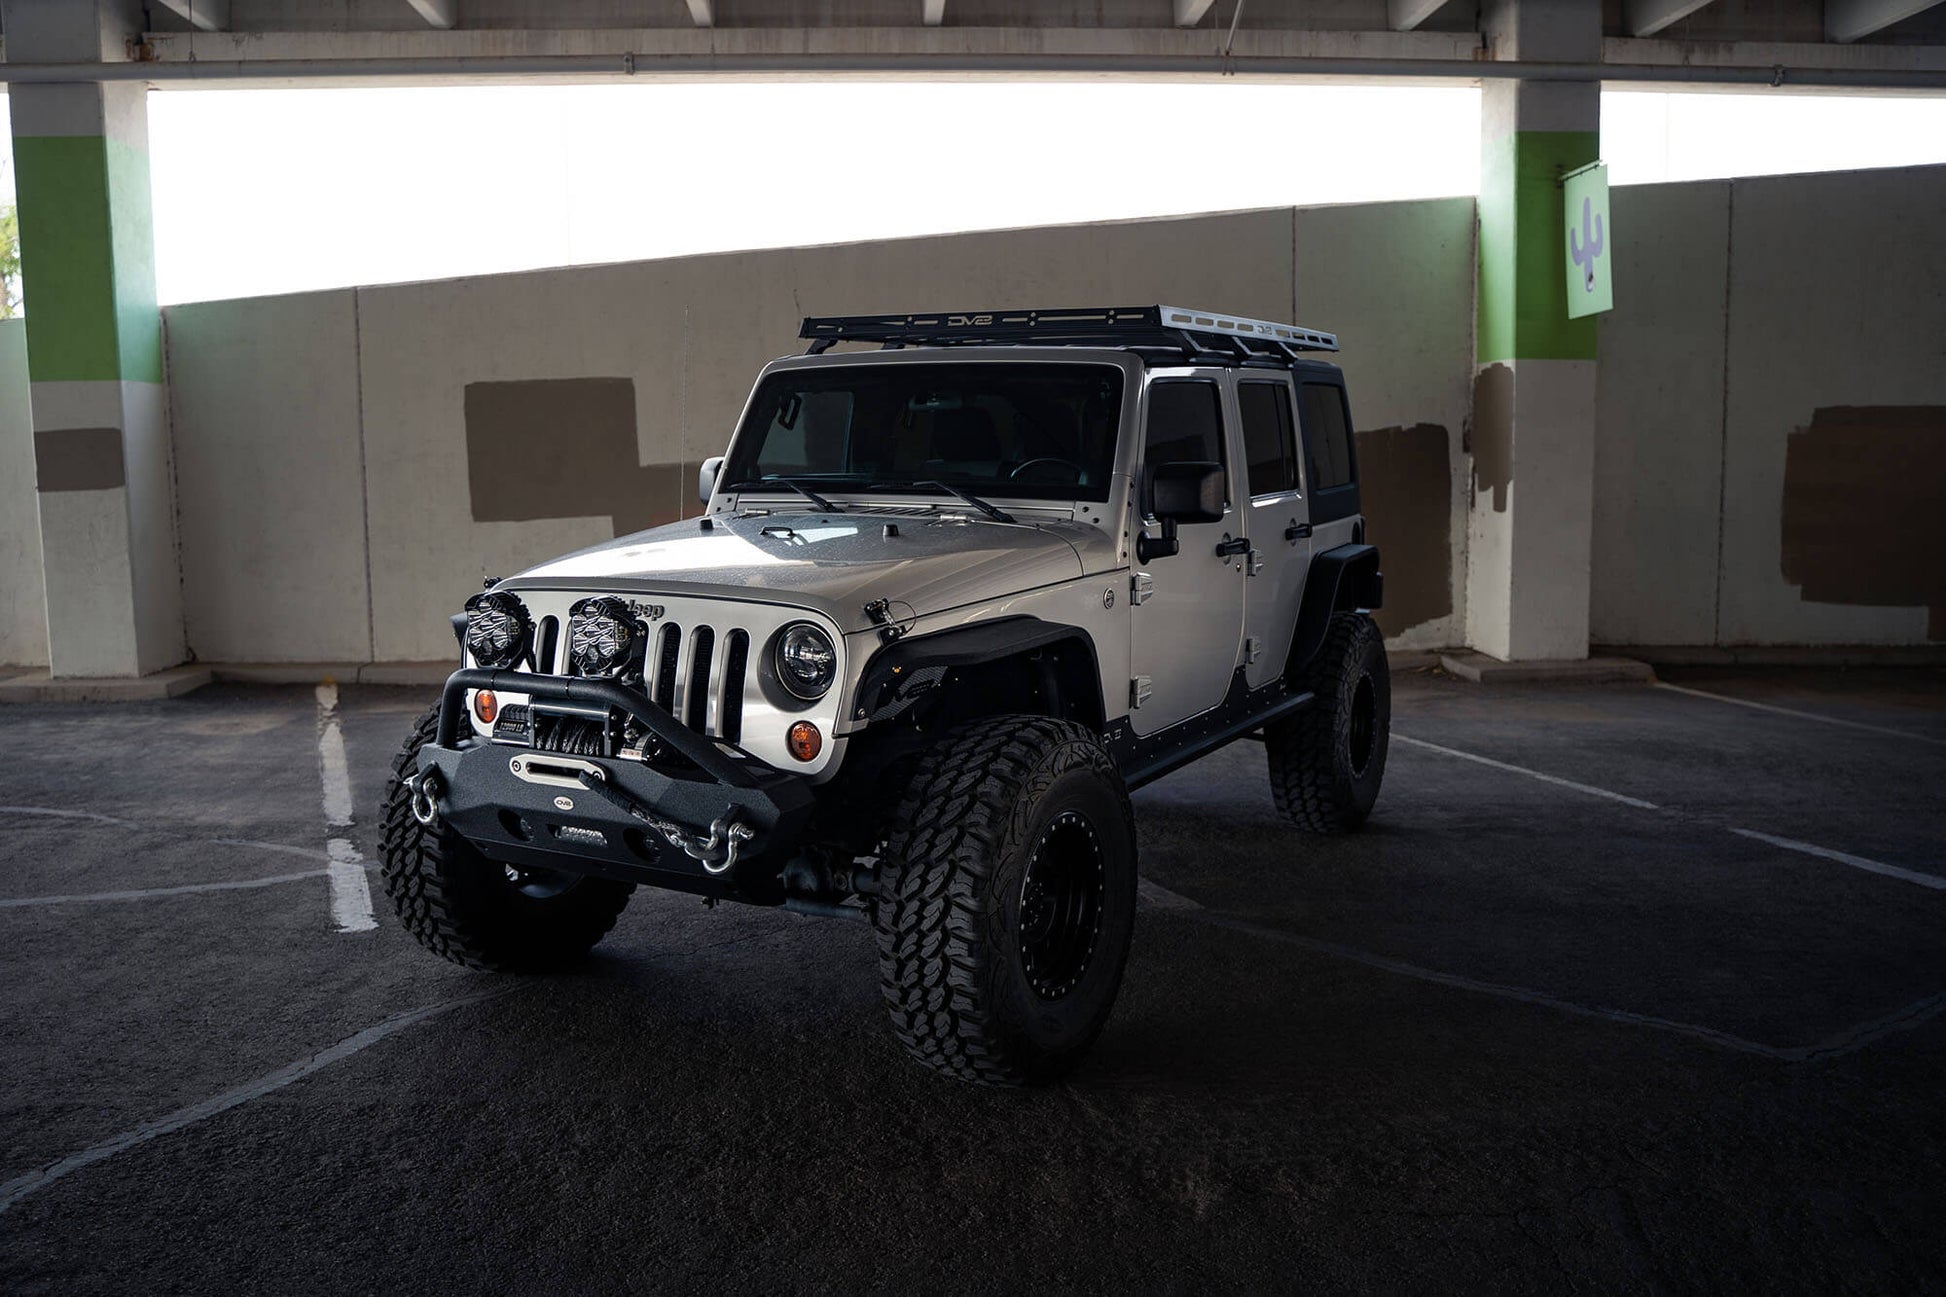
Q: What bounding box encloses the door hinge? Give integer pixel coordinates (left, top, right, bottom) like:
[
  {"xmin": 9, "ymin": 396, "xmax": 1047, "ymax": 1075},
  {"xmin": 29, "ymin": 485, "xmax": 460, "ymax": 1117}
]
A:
[
  {"xmin": 1243, "ymin": 637, "xmax": 1263, "ymax": 666},
  {"xmin": 1130, "ymin": 572, "xmax": 1155, "ymax": 606},
  {"xmin": 1246, "ymin": 548, "xmax": 1264, "ymax": 576},
  {"xmin": 1130, "ymin": 676, "xmax": 1153, "ymax": 709}
]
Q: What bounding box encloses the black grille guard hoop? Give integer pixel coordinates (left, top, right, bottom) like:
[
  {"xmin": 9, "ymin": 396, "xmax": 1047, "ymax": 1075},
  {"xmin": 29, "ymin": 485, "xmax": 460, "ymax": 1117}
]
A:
[{"xmin": 438, "ymin": 667, "xmax": 760, "ymax": 789}]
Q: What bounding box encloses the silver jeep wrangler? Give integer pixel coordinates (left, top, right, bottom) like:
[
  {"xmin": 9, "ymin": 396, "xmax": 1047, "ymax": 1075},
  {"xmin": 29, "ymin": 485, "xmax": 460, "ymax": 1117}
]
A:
[{"xmin": 383, "ymin": 306, "xmax": 1388, "ymax": 1085}]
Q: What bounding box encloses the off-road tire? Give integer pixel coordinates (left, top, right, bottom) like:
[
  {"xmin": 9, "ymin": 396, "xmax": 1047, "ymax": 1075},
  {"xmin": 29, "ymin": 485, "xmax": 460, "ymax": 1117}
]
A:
[
  {"xmin": 872, "ymin": 716, "xmax": 1137, "ymax": 1086},
  {"xmin": 379, "ymin": 704, "xmax": 633, "ymax": 972},
  {"xmin": 1267, "ymin": 612, "xmax": 1390, "ymax": 833}
]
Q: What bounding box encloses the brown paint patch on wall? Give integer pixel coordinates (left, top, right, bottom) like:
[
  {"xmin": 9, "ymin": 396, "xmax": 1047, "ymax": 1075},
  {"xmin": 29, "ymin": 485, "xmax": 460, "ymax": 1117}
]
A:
[
  {"xmin": 34, "ymin": 428, "xmax": 125, "ymax": 492},
  {"xmin": 1355, "ymin": 423, "xmax": 1453, "ymax": 637},
  {"xmin": 1468, "ymin": 363, "xmax": 1513, "ymax": 513},
  {"xmin": 465, "ymin": 378, "xmax": 686, "ymax": 537},
  {"xmin": 1781, "ymin": 406, "xmax": 1946, "ymax": 639}
]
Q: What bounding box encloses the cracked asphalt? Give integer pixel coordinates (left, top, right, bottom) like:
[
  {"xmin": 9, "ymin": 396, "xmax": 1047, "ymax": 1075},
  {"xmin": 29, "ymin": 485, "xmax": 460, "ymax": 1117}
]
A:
[{"xmin": 2, "ymin": 665, "xmax": 1944, "ymax": 1293}]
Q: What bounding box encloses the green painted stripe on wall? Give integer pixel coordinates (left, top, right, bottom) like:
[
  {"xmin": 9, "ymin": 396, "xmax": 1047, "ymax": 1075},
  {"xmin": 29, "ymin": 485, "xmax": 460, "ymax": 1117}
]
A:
[
  {"xmin": 11, "ymin": 135, "xmax": 161, "ymax": 385},
  {"xmin": 1478, "ymin": 130, "xmax": 1599, "ymax": 365}
]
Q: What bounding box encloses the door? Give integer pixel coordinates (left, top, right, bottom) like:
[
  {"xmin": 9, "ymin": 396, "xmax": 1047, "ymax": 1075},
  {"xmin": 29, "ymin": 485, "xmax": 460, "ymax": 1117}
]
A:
[
  {"xmin": 1235, "ymin": 374, "xmax": 1313, "ymax": 688},
  {"xmin": 1128, "ymin": 372, "xmax": 1245, "ymax": 734}
]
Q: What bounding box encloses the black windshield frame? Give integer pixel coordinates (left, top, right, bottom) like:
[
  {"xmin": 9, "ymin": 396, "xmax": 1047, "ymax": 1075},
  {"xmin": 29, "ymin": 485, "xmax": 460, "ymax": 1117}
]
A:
[{"xmin": 723, "ymin": 362, "xmax": 1126, "ymax": 505}]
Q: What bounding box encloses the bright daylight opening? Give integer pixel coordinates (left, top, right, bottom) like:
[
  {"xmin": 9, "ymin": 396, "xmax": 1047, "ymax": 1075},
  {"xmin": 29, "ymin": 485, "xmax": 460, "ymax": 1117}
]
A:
[{"xmin": 3, "ymin": 83, "xmax": 1946, "ymax": 308}]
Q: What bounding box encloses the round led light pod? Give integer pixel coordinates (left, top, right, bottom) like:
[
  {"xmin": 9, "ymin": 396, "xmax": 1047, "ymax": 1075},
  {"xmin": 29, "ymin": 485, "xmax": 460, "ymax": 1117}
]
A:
[
  {"xmin": 463, "ymin": 590, "xmax": 531, "ymax": 669},
  {"xmin": 567, "ymin": 596, "xmax": 643, "ymax": 678}
]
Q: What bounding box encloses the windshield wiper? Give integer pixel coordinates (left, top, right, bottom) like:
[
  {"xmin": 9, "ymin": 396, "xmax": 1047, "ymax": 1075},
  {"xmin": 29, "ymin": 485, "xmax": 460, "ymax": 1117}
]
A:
[
  {"xmin": 743, "ymin": 476, "xmax": 844, "ymax": 513},
  {"xmin": 907, "ymin": 480, "xmax": 1016, "ymax": 525}
]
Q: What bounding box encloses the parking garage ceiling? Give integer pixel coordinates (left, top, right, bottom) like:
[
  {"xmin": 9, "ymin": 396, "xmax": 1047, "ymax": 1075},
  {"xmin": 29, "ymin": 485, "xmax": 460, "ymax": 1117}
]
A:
[{"xmin": 0, "ymin": 1, "xmax": 1942, "ymax": 89}]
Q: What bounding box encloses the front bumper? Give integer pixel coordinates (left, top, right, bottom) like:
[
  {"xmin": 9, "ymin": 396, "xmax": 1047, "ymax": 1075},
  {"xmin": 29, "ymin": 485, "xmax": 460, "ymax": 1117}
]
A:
[{"xmin": 417, "ymin": 668, "xmax": 815, "ymax": 903}]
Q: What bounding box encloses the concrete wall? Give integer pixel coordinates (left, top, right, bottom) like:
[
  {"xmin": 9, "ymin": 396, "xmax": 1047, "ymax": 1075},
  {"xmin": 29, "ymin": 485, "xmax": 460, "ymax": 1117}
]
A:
[
  {"xmin": 166, "ymin": 290, "xmax": 370, "ymax": 664},
  {"xmin": 1297, "ymin": 198, "xmax": 1476, "ymax": 649},
  {"xmin": 1593, "ymin": 164, "xmax": 1946, "ymax": 648},
  {"xmin": 163, "ymin": 201, "xmax": 1476, "ymax": 665},
  {"xmin": 11, "ymin": 164, "xmax": 1931, "ymax": 671},
  {"xmin": 0, "ymin": 320, "xmax": 50, "ymax": 668}
]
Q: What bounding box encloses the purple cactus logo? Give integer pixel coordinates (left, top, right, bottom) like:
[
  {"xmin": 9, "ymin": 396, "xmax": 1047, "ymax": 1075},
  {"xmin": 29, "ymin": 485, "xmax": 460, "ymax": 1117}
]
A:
[{"xmin": 1571, "ymin": 196, "xmax": 1605, "ymax": 293}]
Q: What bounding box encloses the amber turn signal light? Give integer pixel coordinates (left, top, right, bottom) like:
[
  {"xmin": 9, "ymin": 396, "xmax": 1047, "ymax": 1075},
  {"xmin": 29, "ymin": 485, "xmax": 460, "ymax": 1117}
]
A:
[
  {"xmin": 786, "ymin": 720, "xmax": 822, "ymax": 762},
  {"xmin": 473, "ymin": 689, "xmax": 499, "ymax": 725}
]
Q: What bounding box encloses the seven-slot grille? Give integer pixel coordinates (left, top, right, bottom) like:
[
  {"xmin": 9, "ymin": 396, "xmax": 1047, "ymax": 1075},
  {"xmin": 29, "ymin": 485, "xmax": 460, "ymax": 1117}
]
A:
[{"xmin": 537, "ymin": 612, "xmax": 751, "ymax": 746}]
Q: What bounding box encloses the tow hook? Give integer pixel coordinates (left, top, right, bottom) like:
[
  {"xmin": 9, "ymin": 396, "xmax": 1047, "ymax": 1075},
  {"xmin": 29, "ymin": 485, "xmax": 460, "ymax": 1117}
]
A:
[
  {"xmin": 573, "ymin": 771, "xmax": 754, "ymax": 875},
  {"xmin": 407, "ymin": 769, "xmax": 443, "ymax": 826}
]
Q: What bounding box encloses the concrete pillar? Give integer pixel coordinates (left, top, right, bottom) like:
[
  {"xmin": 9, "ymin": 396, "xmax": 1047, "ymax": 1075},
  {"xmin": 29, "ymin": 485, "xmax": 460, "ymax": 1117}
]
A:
[
  {"xmin": 6, "ymin": 0, "xmax": 185, "ymax": 677},
  {"xmin": 1466, "ymin": 0, "xmax": 1601, "ymax": 661}
]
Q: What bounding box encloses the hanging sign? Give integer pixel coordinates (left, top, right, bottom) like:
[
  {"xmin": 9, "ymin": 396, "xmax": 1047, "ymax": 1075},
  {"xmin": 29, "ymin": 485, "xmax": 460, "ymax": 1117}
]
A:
[{"xmin": 1564, "ymin": 161, "xmax": 1612, "ymax": 319}]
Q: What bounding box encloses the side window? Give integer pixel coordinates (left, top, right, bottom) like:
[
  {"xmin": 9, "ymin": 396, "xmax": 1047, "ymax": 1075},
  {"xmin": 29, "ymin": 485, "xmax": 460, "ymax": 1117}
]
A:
[
  {"xmin": 1238, "ymin": 381, "xmax": 1298, "ymax": 497},
  {"xmin": 1298, "ymin": 382, "xmax": 1355, "ymax": 492},
  {"xmin": 1144, "ymin": 380, "xmax": 1225, "ymax": 469}
]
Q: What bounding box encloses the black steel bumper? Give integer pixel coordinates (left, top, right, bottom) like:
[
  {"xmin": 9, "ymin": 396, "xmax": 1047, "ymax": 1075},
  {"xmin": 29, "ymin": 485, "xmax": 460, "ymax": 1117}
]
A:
[{"xmin": 417, "ymin": 668, "xmax": 815, "ymax": 904}]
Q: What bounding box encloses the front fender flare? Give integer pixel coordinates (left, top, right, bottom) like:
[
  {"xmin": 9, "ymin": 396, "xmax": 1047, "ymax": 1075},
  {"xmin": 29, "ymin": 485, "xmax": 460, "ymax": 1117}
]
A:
[{"xmin": 853, "ymin": 616, "xmax": 1104, "ymax": 728}]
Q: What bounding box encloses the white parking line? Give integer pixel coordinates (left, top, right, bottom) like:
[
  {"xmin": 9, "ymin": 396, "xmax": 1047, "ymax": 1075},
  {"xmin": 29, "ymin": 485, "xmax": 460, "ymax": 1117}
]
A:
[
  {"xmin": 1730, "ymin": 828, "xmax": 1946, "ymax": 891},
  {"xmin": 0, "ymin": 870, "xmax": 328, "ymax": 908},
  {"xmin": 0, "ymin": 992, "xmax": 503, "ymax": 1216},
  {"xmin": 1392, "ymin": 735, "xmax": 1661, "ymax": 810},
  {"xmin": 1654, "ymin": 681, "xmax": 1946, "ymax": 748},
  {"xmin": 1183, "ymin": 909, "xmax": 1946, "ymax": 1064},
  {"xmin": 1395, "ymin": 733, "xmax": 1946, "ymax": 893},
  {"xmin": 1137, "ymin": 877, "xmax": 1202, "ymax": 911},
  {"xmin": 315, "ymin": 683, "xmax": 376, "ymax": 933}
]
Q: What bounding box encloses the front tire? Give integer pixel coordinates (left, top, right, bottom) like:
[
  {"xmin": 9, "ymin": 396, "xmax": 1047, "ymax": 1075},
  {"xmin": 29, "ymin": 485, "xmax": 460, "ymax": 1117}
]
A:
[
  {"xmin": 379, "ymin": 704, "xmax": 634, "ymax": 972},
  {"xmin": 872, "ymin": 717, "xmax": 1137, "ymax": 1086},
  {"xmin": 1266, "ymin": 612, "xmax": 1390, "ymax": 833}
]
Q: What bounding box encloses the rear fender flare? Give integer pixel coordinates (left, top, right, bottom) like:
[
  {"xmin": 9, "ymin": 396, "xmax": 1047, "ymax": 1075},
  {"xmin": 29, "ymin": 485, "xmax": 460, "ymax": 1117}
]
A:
[{"xmin": 1285, "ymin": 543, "xmax": 1383, "ymax": 678}]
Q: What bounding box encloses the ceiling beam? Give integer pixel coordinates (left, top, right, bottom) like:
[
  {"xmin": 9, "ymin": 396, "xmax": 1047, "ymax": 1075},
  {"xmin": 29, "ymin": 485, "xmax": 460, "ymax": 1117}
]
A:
[
  {"xmin": 1387, "ymin": 0, "xmax": 1452, "ymax": 30},
  {"xmin": 684, "ymin": 0, "xmax": 714, "ymax": 27},
  {"xmin": 404, "ymin": 0, "xmax": 457, "ymax": 29},
  {"xmin": 1826, "ymin": 0, "xmax": 1946, "ymax": 42},
  {"xmin": 1624, "ymin": 0, "xmax": 1718, "ymax": 37},
  {"xmin": 152, "ymin": 0, "xmax": 228, "ymax": 31},
  {"xmin": 1173, "ymin": 0, "xmax": 1218, "ymax": 27},
  {"xmin": 923, "ymin": 0, "xmax": 946, "ymax": 25}
]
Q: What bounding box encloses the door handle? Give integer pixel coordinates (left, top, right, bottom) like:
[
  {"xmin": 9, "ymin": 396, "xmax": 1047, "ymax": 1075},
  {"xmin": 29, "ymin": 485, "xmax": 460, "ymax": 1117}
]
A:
[
  {"xmin": 1285, "ymin": 523, "xmax": 1313, "ymax": 541},
  {"xmin": 1215, "ymin": 535, "xmax": 1250, "ymax": 558}
]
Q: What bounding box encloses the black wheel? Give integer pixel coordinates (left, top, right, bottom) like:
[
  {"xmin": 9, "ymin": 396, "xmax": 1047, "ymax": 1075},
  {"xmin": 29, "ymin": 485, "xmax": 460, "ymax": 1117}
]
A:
[
  {"xmin": 872, "ymin": 716, "xmax": 1137, "ymax": 1086},
  {"xmin": 379, "ymin": 704, "xmax": 633, "ymax": 972},
  {"xmin": 1266, "ymin": 612, "xmax": 1390, "ymax": 833}
]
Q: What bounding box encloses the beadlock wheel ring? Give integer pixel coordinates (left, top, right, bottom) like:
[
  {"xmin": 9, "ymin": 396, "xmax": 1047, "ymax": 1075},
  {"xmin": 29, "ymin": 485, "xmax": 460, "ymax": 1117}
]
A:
[{"xmin": 1018, "ymin": 809, "xmax": 1106, "ymax": 1002}]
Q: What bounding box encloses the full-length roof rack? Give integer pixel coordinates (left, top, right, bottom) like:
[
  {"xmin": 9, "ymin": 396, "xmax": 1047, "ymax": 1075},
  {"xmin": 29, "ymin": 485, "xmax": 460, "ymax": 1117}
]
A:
[{"xmin": 799, "ymin": 306, "xmax": 1338, "ymax": 363}]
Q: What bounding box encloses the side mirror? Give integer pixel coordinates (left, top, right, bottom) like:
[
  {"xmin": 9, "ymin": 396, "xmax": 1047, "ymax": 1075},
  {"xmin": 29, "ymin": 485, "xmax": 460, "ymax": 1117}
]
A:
[
  {"xmin": 1138, "ymin": 461, "xmax": 1224, "ymax": 562},
  {"xmin": 1151, "ymin": 461, "xmax": 1225, "ymax": 523},
  {"xmin": 697, "ymin": 456, "xmax": 725, "ymax": 506}
]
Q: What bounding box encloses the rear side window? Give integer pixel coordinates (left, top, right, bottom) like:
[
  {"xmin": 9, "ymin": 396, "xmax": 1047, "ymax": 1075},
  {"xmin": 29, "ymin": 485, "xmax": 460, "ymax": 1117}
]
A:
[
  {"xmin": 1298, "ymin": 382, "xmax": 1355, "ymax": 491},
  {"xmin": 1145, "ymin": 380, "xmax": 1226, "ymax": 468},
  {"xmin": 1239, "ymin": 381, "xmax": 1298, "ymax": 496}
]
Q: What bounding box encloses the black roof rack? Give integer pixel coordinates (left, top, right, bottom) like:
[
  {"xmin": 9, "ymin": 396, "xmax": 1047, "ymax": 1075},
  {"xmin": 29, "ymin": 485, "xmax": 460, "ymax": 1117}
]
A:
[{"xmin": 798, "ymin": 305, "xmax": 1338, "ymax": 362}]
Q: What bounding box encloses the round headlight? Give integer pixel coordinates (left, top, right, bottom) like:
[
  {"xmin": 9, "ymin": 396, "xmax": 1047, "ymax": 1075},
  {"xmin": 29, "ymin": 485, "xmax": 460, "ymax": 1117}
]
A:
[
  {"xmin": 464, "ymin": 591, "xmax": 531, "ymax": 669},
  {"xmin": 568, "ymin": 596, "xmax": 642, "ymax": 678},
  {"xmin": 776, "ymin": 623, "xmax": 837, "ymax": 700}
]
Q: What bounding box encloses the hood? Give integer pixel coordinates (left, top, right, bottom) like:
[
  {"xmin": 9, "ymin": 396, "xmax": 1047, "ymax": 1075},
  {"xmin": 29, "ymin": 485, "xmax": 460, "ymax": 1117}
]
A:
[{"xmin": 503, "ymin": 510, "xmax": 1100, "ymax": 634}]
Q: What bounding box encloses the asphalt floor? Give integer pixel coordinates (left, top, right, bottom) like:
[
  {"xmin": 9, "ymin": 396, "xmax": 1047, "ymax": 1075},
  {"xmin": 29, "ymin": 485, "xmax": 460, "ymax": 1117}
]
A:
[{"xmin": 2, "ymin": 665, "xmax": 1943, "ymax": 1293}]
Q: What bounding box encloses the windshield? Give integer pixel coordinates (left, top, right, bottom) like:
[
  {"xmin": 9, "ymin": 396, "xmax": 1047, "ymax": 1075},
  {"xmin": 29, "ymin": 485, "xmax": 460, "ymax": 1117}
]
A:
[{"xmin": 723, "ymin": 362, "xmax": 1125, "ymax": 504}]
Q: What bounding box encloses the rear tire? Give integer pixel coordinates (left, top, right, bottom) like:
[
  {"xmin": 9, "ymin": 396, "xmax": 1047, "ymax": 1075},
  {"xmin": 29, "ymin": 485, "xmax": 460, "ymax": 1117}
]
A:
[
  {"xmin": 379, "ymin": 704, "xmax": 633, "ymax": 972},
  {"xmin": 872, "ymin": 716, "xmax": 1137, "ymax": 1086},
  {"xmin": 1267, "ymin": 612, "xmax": 1390, "ymax": 833}
]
